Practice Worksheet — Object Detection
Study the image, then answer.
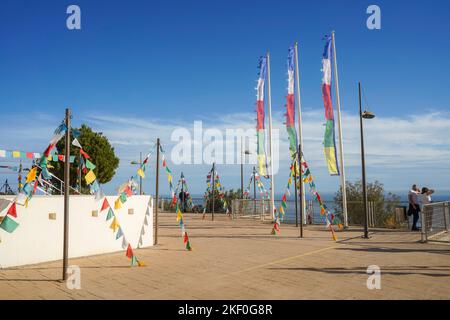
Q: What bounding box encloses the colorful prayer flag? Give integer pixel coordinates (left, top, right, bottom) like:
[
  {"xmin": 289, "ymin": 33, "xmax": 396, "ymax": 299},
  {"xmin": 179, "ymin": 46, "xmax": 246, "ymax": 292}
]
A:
[
  {"xmin": 321, "ymin": 36, "xmax": 340, "ymax": 176},
  {"xmin": 0, "ymin": 215, "xmax": 19, "ymax": 233}
]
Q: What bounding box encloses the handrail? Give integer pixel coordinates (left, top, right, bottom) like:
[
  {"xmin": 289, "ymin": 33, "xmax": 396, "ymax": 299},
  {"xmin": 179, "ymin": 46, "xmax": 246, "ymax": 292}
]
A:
[{"xmin": 34, "ymin": 165, "xmax": 81, "ymax": 195}]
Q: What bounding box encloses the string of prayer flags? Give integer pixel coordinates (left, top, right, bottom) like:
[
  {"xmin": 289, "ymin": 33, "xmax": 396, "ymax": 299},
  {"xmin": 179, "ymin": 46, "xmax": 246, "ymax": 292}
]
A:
[
  {"xmin": 160, "ymin": 144, "xmax": 193, "ymax": 251},
  {"xmin": 300, "ymin": 153, "xmax": 343, "ymax": 240},
  {"xmin": 137, "ymin": 203, "xmax": 151, "ymax": 248},
  {"xmin": 203, "ymin": 166, "xmax": 231, "ymax": 219}
]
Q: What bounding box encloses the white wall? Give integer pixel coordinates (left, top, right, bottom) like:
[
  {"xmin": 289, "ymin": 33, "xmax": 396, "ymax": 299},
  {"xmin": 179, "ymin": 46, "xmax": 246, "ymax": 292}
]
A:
[{"xmin": 0, "ymin": 195, "xmax": 153, "ymax": 268}]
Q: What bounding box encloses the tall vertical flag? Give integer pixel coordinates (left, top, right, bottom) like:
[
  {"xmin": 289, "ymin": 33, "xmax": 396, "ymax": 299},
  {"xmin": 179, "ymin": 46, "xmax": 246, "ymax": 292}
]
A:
[
  {"xmin": 321, "ymin": 36, "xmax": 340, "ymax": 176},
  {"xmin": 256, "ymin": 56, "xmax": 268, "ymax": 177},
  {"xmin": 286, "ymin": 46, "xmax": 298, "ymax": 159}
]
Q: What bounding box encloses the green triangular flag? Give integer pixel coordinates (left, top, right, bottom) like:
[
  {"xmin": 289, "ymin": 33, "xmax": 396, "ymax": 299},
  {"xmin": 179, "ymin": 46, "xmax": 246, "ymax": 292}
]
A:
[
  {"xmin": 106, "ymin": 208, "xmax": 114, "ymax": 221},
  {"xmin": 85, "ymin": 159, "xmax": 96, "ymax": 170},
  {"xmin": 0, "ymin": 215, "xmax": 19, "ymax": 233},
  {"xmin": 120, "ymin": 192, "xmax": 127, "ymax": 203},
  {"xmin": 130, "ymin": 255, "xmax": 138, "ymax": 267},
  {"xmin": 185, "ymin": 241, "xmax": 192, "ymax": 251}
]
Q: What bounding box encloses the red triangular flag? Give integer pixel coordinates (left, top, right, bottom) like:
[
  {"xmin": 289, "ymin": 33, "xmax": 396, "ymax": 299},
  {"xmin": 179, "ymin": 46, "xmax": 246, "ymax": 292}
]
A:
[
  {"xmin": 7, "ymin": 203, "xmax": 17, "ymax": 218},
  {"xmin": 80, "ymin": 149, "xmax": 90, "ymax": 159},
  {"xmin": 125, "ymin": 186, "xmax": 133, "ymax": 197},
  {"xmin": 101, "ymin": 198, "xmax": 110, "ymax": 211},
  {"xmin": 183, "ymin": 232, "xmax": 189, "ymax": 244},
  {"xmin": 126, "ymin": 244, "xmax": 133, "ymax": 259}
]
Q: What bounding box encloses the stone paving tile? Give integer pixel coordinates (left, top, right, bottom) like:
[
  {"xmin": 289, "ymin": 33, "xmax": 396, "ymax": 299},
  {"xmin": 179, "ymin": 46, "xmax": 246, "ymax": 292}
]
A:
[{"xmin": 0, "ymin": 213, "xmax": 449, "ymax": 299}]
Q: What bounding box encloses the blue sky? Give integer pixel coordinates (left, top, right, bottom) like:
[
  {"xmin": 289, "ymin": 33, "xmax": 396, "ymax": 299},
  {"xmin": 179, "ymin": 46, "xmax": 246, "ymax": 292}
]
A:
[{"xmin": 0, "ymin": 0, "xmax": 449, "ymax": 198}]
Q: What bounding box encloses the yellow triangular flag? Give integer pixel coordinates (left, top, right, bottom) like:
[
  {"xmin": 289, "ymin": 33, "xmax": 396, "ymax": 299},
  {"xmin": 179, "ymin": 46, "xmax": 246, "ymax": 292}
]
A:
[
  {"xmin": 24, "ymin": 198, "xmax": 29, "ymax": 208},
  {"xmin": 26, "ymin": 167, "xmax": 38, "ymax": 183},
  {"xmin": 85, "ymin": 170, "xmax": 96, "ymax": 185},
  {"xmin": 110, "ymin": 217, "xmax": 119, "ymax": 232},
  {"xmin": 137, "ymin": 260, "xmax": 145, "ymax": 267},
  {"xmin": 137, "ymin": 168, "xmax": 145, "ymax": 178},
  {"xmin": 176, "ymin": 208, "xmax": 182, "ymax": 222},
  {"xmin": 115, "ymin": 198, "xmax": 122, "ymax": 209}
]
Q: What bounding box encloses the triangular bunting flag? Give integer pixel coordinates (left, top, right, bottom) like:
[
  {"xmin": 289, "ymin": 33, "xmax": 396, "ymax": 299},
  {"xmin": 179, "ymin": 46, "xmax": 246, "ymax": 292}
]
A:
[
  {"xmin": 121, "ymin": 237, "xmax": 129, "ymax": 249},
  {"xmin": 7, "ymin": 203, "xmax": 17, "ymax": 218},
  {"xmin": 26, "ymin": 167, "xmax": 38, "ymax": 183},
  {"xmin": 0, "ymin": 215, "xmax": 19, "ymax": 233},
  {"xmin": 126, "ymin": 244, "xmax": 133, "ymax": 259},
  {"xmin": 137, "ymin": 260, "xmax": 145, "ymax": 267},
  {"xmin": 120, "ymin": 193, "xmax": 127, "ymax": 204},
  {"xmin": 130, "ymin": 255, "xmax": 138, "ymax": 267},
  {"xmin": 110, "ymin": 217, "xmax": 119, "ymax": 232},
  {"xmin": 114, "ymin": 198, "xmax": 122, "ymax": 209},
  {"xmin": 79, "ymin": 149, "xmax": 90, "ymax": 159},
  {"xmin": 106, "ymin": 208, "xmax": 114, "ymax": 221},
  {"xmin": 185, "ymin": 241, "xmax": 192, "ymax": 251},
  {"xmin": 101, "ymin": 198, "xmax": 110, "ymax": 211},
  {"xmin": 137, "ymin": 168, "xmax": 145, "ymax": 178},
  {"xmin": 144, "ymin": 216, "xmax": 148, "ymax": 226},
  {"xmin": 85, "ymin": 159, "xmax": 96, "ymax": 170},
  {"xmin": 85, "ymin": 170, "xmax": 96, "ymax": 185},
  {"xmin": 115, "ymin": 227, "xmax": 124, "ymax": 240},
  {"xmin": 72, "ymin": 138, "xmax": 82, "ymax": 148}
]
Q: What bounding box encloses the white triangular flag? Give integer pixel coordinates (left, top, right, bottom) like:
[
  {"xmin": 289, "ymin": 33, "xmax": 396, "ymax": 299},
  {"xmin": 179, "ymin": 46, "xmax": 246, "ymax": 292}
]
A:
[
  {"xmin": 141, "ymin": 227, "xmax": 145, "ymax": 236},
  {"xmin": 121, "ymin": 237, "xmax": 128, "ymax": 249},
  {"xmin": 95, "ymin": 188, "xmax": 105, "ymax": 201},
  {"xmin": 144, "ymin": 216, "xmax": 148, "ymax": 226},
  {"xmin": 145, "ymin": 206, "xmax": 150, "ymax": 216},
  {"xmin": 72, "ymin": 138, "xmax": 82, "ymax": 148},
  {"xmin": 138, "ymin": 236, "xmax": 143, "ymax": 247}
]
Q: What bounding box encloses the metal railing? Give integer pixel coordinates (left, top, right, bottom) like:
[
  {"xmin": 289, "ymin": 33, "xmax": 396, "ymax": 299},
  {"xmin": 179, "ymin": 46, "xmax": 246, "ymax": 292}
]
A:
[
  {"xmin": 231, "ymin": 199, "xmax": 272, "ymax": 221},
  {"xmin": 421, "ymin": 202, "xmax": 450, "ymax": 242}
]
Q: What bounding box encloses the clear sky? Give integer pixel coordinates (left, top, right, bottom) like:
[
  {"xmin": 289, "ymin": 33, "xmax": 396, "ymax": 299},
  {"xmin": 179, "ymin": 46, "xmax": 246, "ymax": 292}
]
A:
[{"xmin": 0, "ymin": 0, "xmax": 449, "ymax": 198}]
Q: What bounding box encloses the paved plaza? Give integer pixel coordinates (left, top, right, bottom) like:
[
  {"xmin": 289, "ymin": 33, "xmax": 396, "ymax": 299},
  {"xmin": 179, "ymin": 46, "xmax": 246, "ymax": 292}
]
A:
[{"xmin": 1, "ymin": 213, "xmax": 449, "ymax": 299}]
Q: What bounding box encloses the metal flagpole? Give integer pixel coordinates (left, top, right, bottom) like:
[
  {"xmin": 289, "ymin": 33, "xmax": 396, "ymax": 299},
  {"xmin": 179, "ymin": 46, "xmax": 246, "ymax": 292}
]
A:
[
  {"xmin": 331, "ymin": 31, "xmax": 348, "ymax": 228},
  {"xmin": 294, "ymin": 42, "xmax": 306, "ymax": 225},
  {"xmin": 266, "ymin": 52, "xmax": 276, "ymax": 220},
  {"xmin": 211, "ymin": 162, "xmax": 215, "ymax": 221},
  {"xmin": 154, "ymin": 138, "xmax": 160, "ymax": 245},
  {"xmin": 62, "ymin": 108, "xmax": 71, "ymax": 281}
]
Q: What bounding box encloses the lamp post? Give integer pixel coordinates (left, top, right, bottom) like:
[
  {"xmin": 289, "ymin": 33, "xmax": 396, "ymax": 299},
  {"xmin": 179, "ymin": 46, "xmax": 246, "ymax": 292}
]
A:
[
  {"xmin": 130, "ymin": 152, "xmax": 143, "ymax": 195},
  {"xmin": 359, "ymin": 82, "xmax": 375, "ymax": 239},
  {"xmin": 240, "ymin": 137, "xmax": 251, "ymax": 199}
]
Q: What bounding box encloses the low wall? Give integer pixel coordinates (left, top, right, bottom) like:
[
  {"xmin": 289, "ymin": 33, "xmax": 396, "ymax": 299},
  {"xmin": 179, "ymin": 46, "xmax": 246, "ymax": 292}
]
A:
[{"xmin": 0, "ymin": 195, "xmax": 153, "ymax": 268}]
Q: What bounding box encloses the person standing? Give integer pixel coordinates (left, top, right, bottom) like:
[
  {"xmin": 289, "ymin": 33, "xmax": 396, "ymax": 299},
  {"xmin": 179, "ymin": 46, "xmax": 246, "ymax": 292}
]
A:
[{"xmin": 408, "ymin": 184, "xmax": 421, "ymax": 231}]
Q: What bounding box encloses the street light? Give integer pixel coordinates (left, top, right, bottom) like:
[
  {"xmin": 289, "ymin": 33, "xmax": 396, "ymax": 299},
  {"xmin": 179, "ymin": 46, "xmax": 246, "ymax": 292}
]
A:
[
  {"xmin": 130, "ymin": 152, "xmax": 143, "ymax": 195},
  {"xmin": 240, "ymin": 137, "xmax": 251, "ymax": 199},
  {"xmin": 359, "ymin": 82, "xmax": 375, "ymax": 239}
]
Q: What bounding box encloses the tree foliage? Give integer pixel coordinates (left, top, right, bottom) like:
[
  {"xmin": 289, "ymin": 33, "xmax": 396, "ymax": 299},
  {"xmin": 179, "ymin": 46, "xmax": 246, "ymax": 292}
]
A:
[
  {"xmin": 334, "ymin": 180, "xmax": 400, "ymax": 228},
  {"xmin": 52, "ymin": 124, "xmax": 119, "ymax": 193}
]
